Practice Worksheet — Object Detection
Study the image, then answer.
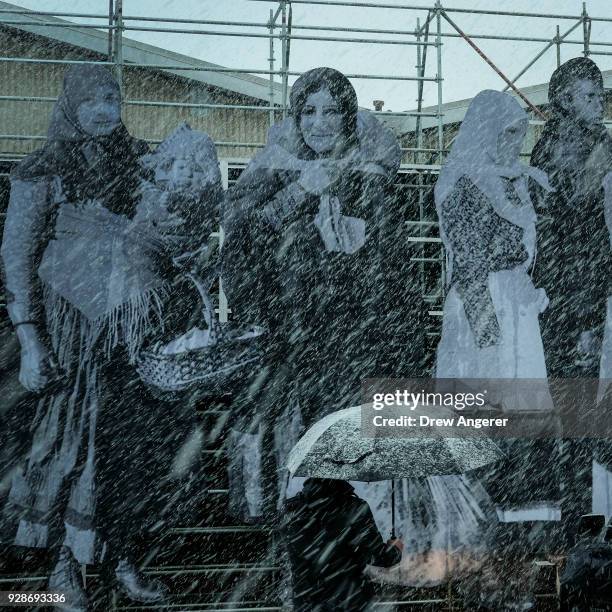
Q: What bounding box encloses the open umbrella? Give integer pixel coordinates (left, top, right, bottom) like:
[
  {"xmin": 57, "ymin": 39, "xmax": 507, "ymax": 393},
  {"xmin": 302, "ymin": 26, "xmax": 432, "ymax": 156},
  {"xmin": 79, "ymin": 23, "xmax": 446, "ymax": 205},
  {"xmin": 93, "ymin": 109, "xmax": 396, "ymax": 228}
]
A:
[{"xmin": 287, "ymin": 405, "xmax": 505, "ymax": 536}]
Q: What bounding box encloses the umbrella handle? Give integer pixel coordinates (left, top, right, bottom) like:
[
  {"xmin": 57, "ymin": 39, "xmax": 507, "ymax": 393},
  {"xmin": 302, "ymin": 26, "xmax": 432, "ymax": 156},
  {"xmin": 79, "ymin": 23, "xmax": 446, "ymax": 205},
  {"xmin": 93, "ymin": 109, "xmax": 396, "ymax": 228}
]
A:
[{"xmin": 390, "ymin": 480, "xmax": 396, "ymax": 541}]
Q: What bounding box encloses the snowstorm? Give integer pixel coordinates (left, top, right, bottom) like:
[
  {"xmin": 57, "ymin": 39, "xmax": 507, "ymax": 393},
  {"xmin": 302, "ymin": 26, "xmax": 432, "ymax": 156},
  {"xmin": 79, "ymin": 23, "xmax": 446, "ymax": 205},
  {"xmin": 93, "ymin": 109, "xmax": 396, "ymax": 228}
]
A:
[{"xmin": 0, "ymin": 1, "xmax": 611, "ymax": 611}]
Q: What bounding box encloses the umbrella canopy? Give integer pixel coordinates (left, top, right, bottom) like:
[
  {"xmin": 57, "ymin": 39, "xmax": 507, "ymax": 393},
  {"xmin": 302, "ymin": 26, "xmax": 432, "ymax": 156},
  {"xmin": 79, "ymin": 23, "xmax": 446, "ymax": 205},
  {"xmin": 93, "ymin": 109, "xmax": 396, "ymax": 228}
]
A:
[{"xmin": 287, "ymin": 405, "xmax": 505, "ymax": 481}]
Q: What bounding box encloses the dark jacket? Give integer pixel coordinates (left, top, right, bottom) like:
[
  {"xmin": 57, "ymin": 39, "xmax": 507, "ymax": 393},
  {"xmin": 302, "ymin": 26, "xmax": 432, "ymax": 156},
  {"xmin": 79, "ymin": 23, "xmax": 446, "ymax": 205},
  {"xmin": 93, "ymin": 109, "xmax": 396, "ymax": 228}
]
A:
[
  {"xmin": 282, "ymin": 479, "xmax": 401, "ymax": 612},
  {"xmin": 530, "ymin": 119, "xmax": 612, "ymax": 378}
]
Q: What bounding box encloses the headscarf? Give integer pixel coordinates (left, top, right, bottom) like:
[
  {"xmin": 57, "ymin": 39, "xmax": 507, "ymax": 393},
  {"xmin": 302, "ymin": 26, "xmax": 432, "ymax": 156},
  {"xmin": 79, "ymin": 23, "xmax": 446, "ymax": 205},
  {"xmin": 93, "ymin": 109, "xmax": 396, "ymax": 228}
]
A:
[
  {"xmin": 234, "ymin": 65, "xmax": 399, "ymax": 198},
  {"xmin": 435, "ymin": 90, "xmax": 552, "ymax": 284},
  {"xmin": 225, "ymin": 67, "xmax": 400, "ymax": 247},
  {"xmin": 13, "ymin": 64, "xmax": 148, "ymax": 217},
  {"xmin": 288, "ymin": 67, "xmax": 359, "ymax": 159},
  {"xmin": 435, "ymin": 90, "xmax": 550, "ymax": 216},
  {"xmin": 46, "ymin": 64, "xmax": 122, "ymax": 142}
]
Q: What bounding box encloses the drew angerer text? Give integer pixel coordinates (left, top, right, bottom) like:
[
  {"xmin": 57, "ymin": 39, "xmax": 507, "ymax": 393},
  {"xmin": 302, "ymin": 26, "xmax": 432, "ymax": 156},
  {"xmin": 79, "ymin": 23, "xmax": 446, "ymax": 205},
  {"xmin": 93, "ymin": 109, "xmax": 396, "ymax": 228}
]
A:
[{"xmin": 371, "ymin": 415, "xmax": 509, "ymax": 429}]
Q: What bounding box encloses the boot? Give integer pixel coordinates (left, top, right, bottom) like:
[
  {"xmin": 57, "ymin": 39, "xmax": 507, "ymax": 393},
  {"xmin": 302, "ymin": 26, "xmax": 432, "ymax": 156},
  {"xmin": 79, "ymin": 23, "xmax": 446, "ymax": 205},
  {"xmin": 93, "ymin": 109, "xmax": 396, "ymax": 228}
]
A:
[
  {"xmin": 48, "ymin": 546, "xmax": 88, "ymax": 612},
  {"xmin": 113, "ymin": 558, "xmax": 169, "ymax": 603}
]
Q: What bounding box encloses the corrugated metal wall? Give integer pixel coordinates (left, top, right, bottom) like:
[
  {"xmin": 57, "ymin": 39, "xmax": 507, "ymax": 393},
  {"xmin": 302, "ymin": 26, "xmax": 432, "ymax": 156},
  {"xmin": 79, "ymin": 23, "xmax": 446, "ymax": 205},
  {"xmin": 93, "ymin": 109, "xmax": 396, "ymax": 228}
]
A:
[{"xmin": 0, "ymin": 26, "xmax": 273, "ymax": 161}]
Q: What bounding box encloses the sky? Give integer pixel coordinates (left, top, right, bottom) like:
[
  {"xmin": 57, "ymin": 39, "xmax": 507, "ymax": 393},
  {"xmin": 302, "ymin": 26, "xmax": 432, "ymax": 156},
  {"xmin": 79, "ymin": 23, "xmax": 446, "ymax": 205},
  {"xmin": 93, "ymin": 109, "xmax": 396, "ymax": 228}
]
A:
[{"xmin": 7, "ymin": 0, "xmax": 612, "ymax": 111}]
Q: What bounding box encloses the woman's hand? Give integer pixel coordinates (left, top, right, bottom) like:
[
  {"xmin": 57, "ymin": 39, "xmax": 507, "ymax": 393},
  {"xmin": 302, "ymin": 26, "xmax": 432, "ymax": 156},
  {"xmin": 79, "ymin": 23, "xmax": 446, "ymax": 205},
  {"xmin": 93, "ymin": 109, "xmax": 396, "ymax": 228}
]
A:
[
  {"xmin": 388, "ymin": 538, "xmax": 404, "ymax": 552},
  {"xmin": 535, "ymin": 288, "xmax": 549, "ymax": 313},
  {"xmin": 575, "ymin": 328, "xmax": 602, "ymax": 368},
  {"xmin": 17, "ymin": 327, "xmax": 57, "ymax": 392}
]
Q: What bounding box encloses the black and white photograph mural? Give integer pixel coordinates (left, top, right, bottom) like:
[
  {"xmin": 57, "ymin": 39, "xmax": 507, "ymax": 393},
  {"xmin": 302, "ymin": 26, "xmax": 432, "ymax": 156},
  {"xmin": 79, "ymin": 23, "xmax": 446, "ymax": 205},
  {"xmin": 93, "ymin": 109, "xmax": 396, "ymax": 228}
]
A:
[{"xmin": 0, "ymin": 1, "xmax": 611, "ymax": 611}]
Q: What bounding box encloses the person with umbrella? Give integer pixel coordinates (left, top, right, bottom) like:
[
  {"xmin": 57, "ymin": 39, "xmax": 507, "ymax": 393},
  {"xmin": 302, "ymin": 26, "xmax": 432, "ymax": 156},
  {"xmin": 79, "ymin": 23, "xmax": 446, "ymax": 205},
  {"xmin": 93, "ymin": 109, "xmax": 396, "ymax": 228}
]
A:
[
  {"xmin": 281, "ymin": 477, "xmax": 403, "ymax": 612},
  {"xmin": 286, "ymin": 404, "xmax": 505, "ymax": 601}
]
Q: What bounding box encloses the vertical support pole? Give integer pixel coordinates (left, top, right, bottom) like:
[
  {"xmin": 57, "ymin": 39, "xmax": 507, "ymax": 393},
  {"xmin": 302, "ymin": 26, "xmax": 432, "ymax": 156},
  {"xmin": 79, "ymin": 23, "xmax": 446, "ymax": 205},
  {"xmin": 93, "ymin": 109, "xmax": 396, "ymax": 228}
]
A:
[
  {"xmin": 415, "ymin": 18, "xmax": 421, "ymax": 166},
  {"xmin": 217, "ymin": 225, "xmax": 229, "ymax": 323},
  {"xmin": 280, "ymin": 1, "xmax": 289, "ymax": 118},
  {"xmin": 582, "ymin": 2, "xmax": 591, "ymax": 57},
  {"xmin": 414, "ymin": 18, "xmax": 425, "ymax": 298},
  {"xmin": 113, "ymin": 0, "xmax": 123, "ymax": 93},
  {"xmin": 556, "ymin": 25, "xmax": 561, "ymax": 67},
  {"xmin": 435, "ymin": 1, "xmax": 444, "ymax": 165},
  {"xmin": 415, "ymin": 12, "xmax": 430, "ymax": 167},
  {"xmin": 217, "ymin": 161, "xmax": 230, "ymax": 323},
  {"xmin": 268, "ymin": 9, "xmax": 275, "ymax": 128},
  {"xmin": 107, "ymin": 0, "xmax": 114, "ymax": 60},
  {"xmin": 435, "ymin": 2, "xmax": 446, "ymax": 297}
]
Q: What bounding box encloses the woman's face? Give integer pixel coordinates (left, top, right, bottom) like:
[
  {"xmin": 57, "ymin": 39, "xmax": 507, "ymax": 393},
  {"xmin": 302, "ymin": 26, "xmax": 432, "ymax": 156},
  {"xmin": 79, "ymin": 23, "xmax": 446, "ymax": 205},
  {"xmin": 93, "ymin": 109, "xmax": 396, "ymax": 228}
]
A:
[
  {"xmin": 496, "ymin": 117, "xmax": 528, "ymax": 166},
  {"xmin": 299, "ymin": 87, "xmax": 345, "ymax": 156},
  {"xmin": 76, "ymin": 84, "xmax": 121, "ymax": 137}
]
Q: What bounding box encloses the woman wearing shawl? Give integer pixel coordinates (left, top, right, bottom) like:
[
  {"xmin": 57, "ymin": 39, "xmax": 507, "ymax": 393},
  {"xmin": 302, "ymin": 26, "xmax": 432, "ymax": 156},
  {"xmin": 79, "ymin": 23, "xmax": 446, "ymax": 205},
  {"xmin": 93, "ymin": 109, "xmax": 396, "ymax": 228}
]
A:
[
  {"xmin": 435, "ymin": 90, "xmax": 553, "ymax": 385},
  {"xmin": 1, "ymin": 65, "xmax": 170, "ymax": 608},
  {"xmin": 222, "ymin": 67, "xmax": 402, "ymax": 521},
  {"xmin": 530, "ymin": 58, "xmax": 612, "ymax": 536},
  {"xmin": 420, "ymin": 90, "xmax": 558, "ymax": 602}
]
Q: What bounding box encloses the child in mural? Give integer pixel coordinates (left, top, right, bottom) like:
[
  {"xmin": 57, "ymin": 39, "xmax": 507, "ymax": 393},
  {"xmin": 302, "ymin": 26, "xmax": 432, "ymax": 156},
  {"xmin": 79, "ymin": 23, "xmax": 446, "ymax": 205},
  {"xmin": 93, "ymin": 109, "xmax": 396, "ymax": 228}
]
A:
[
  {"xmin": 133, "ymin": 122, "xmax": 224, "ymax": 350},
  {"xmin": 135, "ymin": 122, "xmax": 223, "ymax": 258}
]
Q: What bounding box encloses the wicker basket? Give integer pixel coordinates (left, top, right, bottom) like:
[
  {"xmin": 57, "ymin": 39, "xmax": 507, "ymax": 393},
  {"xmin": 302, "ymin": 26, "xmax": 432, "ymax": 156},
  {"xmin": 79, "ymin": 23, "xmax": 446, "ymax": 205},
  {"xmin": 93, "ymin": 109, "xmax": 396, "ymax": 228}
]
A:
[{"xmin": 136, "ymin": 271, "xmax": 264, "ymax": 401}]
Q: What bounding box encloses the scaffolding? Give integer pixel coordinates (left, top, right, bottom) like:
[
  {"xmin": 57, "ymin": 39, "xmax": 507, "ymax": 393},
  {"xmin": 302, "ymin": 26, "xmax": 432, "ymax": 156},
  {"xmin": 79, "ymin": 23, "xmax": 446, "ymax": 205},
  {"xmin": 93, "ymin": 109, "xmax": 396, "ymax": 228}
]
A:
[
  {"xmin": 1, "ymin": 0, "xmax": 611, "ymax": 338},
  {"xmin": 1, "ymin": 2, "xmax": 609, "ymax": 608}
]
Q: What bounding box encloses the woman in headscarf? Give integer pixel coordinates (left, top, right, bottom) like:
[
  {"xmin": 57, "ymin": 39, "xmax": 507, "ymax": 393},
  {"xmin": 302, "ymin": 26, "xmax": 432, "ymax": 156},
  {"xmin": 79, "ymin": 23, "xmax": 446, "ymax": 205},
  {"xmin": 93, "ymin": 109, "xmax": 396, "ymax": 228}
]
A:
[
  {"xmin": 222, "ymin": 67, "xmax": 403, "ymax": 521},
  {"xmin": 435, "ymin": 89, "xmax": 553, "ymax": 385},
  {"xmin": 530, "ymin": 57, "xmax": 612, "ymax": 540},
  {"xmin": 420, "ymin": 90, "xmax": 558, "ymax": 604},
  {"xmin": 0, "ymin": 65, "xmax": 170, "ymax": 609}
]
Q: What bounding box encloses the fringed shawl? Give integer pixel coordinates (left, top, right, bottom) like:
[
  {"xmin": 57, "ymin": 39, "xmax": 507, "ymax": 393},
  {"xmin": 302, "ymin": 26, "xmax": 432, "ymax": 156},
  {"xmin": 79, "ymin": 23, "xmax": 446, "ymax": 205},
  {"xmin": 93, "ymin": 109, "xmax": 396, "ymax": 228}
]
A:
[{"xmin": 7, "ymin": 65, "xmax": 163, "ymax": 362}]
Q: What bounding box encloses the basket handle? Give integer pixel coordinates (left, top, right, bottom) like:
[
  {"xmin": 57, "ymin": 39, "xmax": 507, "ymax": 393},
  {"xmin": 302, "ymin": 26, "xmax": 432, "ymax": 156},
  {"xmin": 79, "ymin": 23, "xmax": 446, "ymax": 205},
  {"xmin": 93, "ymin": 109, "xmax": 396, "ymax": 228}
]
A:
[{"xmin": 185, "ymin": 269, "xmax": 222, "ymax": 345}]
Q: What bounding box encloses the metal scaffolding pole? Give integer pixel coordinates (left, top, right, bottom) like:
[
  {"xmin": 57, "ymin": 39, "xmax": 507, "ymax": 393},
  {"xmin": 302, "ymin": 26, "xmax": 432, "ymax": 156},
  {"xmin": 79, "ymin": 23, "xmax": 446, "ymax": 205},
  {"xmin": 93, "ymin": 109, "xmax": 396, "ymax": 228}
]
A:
[
  {"xmin": 440, "ymin": 9, "xmax": 546, "ymax": 120},
  {"xmin": 268, "ymin": 8, "xmax": 276, "ymax": 127},
  {"xmin": 246, "ymin": 0, "xmax": 612, "ymax": 24},
  {"xmin": 502, "ymin": 19, "xmax": 582, "ymax": 92},
  {"xmin": 107, "ymin": 0, "xmax": 114, "ymax": 60},
  {"xmin": 415, "ymin": 11, "xmax": 431, "ymax": 166},
  {"xmin": 582, "ymin": 2, "xmax": 591, "ymax": 56},
  {"xmin": 434, "ymin": 2, "xmax": 445, "ymax": 298},
  {"xmin": 280, "ymin": 0, "xmax": 290, "ymax": 117},
  {"xmin": 414, "ymin": 18, "xmax": 421, "ymax": 166},
  {"xmin": 435, "ymin": 2, "xmax": 444, "ymax": 164},
  {"xmin": 414, "ymin": 17, "xmax": 425, "ymax": 296},
  {"xmin": 112, "ymin": 0, "xmax": 123, "ymax": 92}
]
